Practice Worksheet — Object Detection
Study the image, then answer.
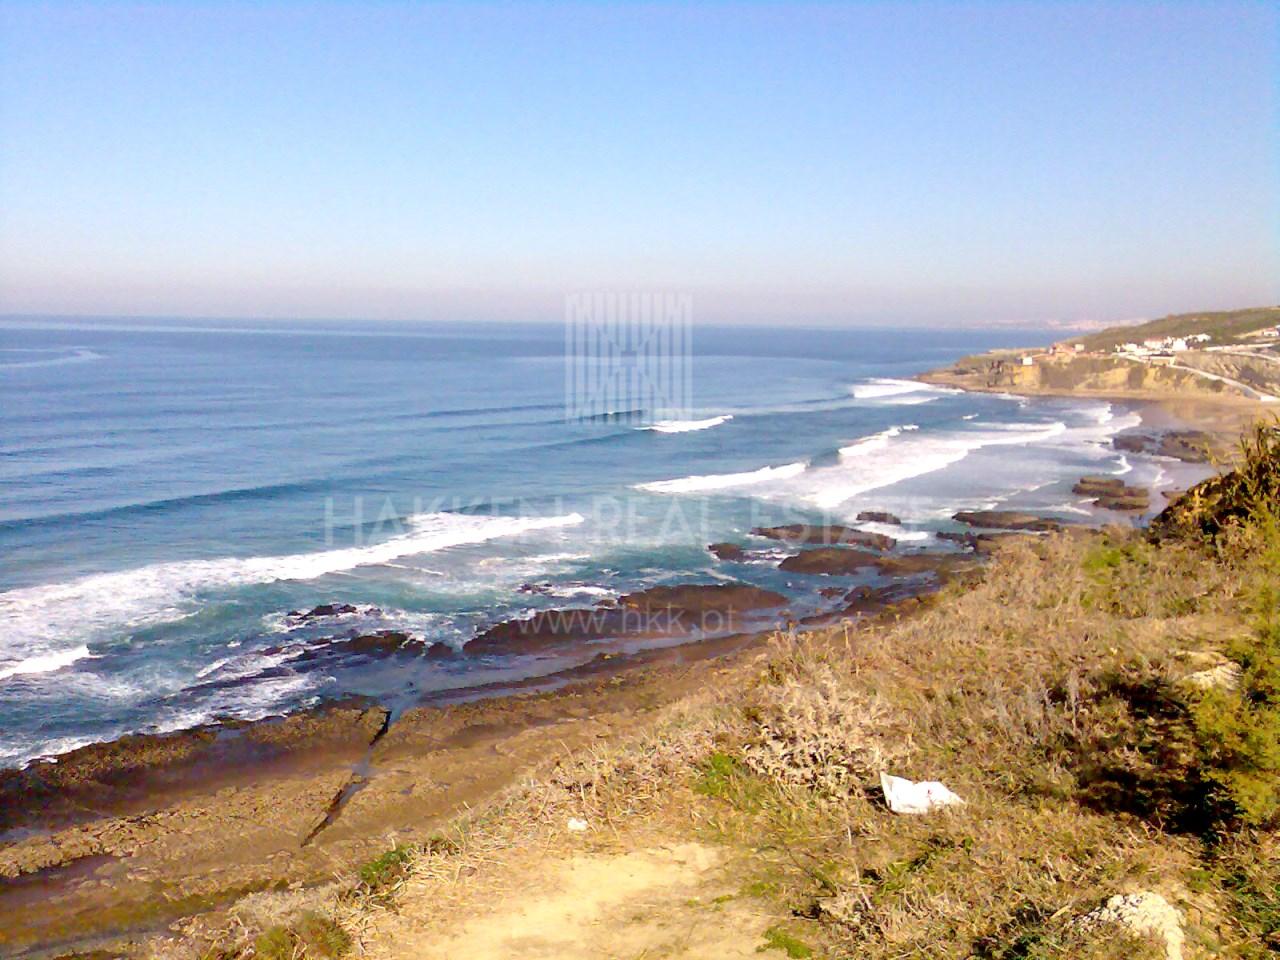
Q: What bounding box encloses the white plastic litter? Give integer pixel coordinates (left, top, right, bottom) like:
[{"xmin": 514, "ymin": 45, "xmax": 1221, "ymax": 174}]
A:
[
  {"xmin": 879, "ymin": 772, "xmax": 965, "ymax": 814},
  {"xmin": 566, "ymin": 817, "xmax": 589, "ymax": 832}
]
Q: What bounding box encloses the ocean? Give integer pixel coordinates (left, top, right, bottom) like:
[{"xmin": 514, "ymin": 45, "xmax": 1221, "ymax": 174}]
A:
[{"xmin": 0, "ymin": 318, "xmax": 1185, "ymax": 768}]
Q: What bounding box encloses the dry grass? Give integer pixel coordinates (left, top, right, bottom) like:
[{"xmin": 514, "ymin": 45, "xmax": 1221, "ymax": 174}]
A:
[{"xmin": 162, "ymin": 505, "xmax": 1279, "ymax": 959}]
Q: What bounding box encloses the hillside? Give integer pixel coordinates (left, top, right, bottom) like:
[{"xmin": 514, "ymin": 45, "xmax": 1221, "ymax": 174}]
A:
[
  {"xmin": 920, "ymin": 305, "xmax": 1280, "ymax": 406},
  {"xmin": 1075, "ymin": 306, "xmax": 1280, "ymax": 353}
]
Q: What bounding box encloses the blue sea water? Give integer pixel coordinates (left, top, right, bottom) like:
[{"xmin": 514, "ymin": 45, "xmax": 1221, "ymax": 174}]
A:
[{"xmin": 0, "ymin": 318, "xmax": 1181, "ymax": 768}]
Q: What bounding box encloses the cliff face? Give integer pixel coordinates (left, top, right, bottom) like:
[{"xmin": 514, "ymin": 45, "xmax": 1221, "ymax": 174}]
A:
[{"xmin": 921, "ymin": 352, "xmax": 1235, "ymax": 399}]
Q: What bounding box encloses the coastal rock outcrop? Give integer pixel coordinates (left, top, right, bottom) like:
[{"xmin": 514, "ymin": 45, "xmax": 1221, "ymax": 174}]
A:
[
  {"xmin": 872, "ymin": 552, "xmax": 978, "ymax": 581},
  {"xmin": 707, "ymin": 542, "xmax": 747, "ymax": 562},
  {"xmin": 856, "ymin": 511, "xmax": 901, "ymax": 525},
  {"xmin": 777, "ymin": 546, "xmax": 881, "ymax": 575},
  {"xmin": 952, "ymin": 511, "xmax": 1063, "ymax": 532},
  {"xmin": 1114, "ymin": 430, "xmax": 1215, "ymax": 463},
  {"xmin": 616, "ymin": 583, "xmax": 788, "ymax": 614},
  {"xmin": 0, "ymin": 701, "xmax": 389, "ymax": 836},
  {"xmin": 1073, "ymin": 476, "xmax": 1150, "ymax": 511},
  {"xmin": 287, "ymin": 603, "xmax": 364, "ymax": 621},
  {"xmin": 470, "ymin": 582, "xmax": 788, "ymax": 653},
  {"xmin": 753, "ymin": 524, "xmax": 895, "ymax": 551},
  {"xmin": 937, "ymin": 530, "xmax": 1036, "ymax": 554}
]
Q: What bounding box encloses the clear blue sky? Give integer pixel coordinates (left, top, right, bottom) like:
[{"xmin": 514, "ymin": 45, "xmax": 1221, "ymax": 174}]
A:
[{"xmin": 0, "ymin": 1, "xmax": 1275, "ymax": 326}]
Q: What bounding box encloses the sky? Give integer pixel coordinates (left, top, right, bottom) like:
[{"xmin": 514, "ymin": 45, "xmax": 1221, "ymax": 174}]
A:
[{"xmin": 0, "ymin": 1, "xmax": 1276, "ymax": 327}]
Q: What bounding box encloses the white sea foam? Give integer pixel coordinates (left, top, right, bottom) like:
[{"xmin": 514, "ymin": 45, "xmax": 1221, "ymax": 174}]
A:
[
  {"xmin": 839, "ymin": 425, "xmax": 918, "ymax": 458},
  {"xmin": 0, "ymin": 347, "xmax": 104, "ymax": 371},
  {"xmin": 850, "ymin": 378, "xmax": 937, "ymax": 400},
  {"xmin": 195, "ymin": 656, "xmax": 232, "ymax": 679},
  {"xmin": 0, "ymin": 644, "xmax": 92, "ymax": 682},
  {"xmin": 522, "ymin": 552, "xmax": 592, "ymax": 564},
  {"xmin": 0, "ymin": 511, "xmax": 585, "ymax": 676},
  {"xmin": 644, "ymin": 415, "xmax": 733, "ymax": 433},
  {"xmin": 805, "ymin": 421, "xmax": 1070, "ymax": 509},
  {"xmin": 544, "ymin": 584, "xmax": 616, "ymax": 599},
  {"xmin": 856, "ymin": 521, "xmax": 931, "ymax": 542},
  {"xmin": 883, "ymin": 394, "xmax": 938, "ymax": 405},
  {"xmin": 635, "ymin": 461, "xmax": 808, "ymax": 494}
]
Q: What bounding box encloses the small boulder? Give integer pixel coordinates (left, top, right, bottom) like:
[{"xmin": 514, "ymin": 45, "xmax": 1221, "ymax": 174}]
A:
[
  {"xmin": 1077, "ymin": 892, "xmax": 1184, "ymax": 960},
  {"xmin": 1177, "ymin": 661, "xmax": 1242, "ymax": 693},
  {"xmin": 707, "ymin": 542, "xmax": 747, "ymax": 562}
]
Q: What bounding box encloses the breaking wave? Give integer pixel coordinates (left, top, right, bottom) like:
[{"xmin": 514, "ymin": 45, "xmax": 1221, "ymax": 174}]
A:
[
  {"xmin": 635, "ymin": 461, "xmax": 808, "ymax": 494},
  {"xmin": 643, "ymin": 415, "xmax": 733, "ymax": 433}
]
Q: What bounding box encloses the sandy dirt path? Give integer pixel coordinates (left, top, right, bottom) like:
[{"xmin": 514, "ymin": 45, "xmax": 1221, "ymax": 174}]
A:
[{"xmin": 360, "ymin": 841, "xmax": 775, "ymax": 960}]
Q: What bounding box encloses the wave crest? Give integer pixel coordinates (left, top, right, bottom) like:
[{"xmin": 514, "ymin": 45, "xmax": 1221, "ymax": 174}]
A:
[
  {"xmin": 0, "ymin": 511, "xmax": 585, "ymax": 677},
  {"xmin": 636, "ymin": 461, "xmax": 807, "ymax": 494},
  {"xmin": 643, "ymin": 415, "xmax": 733, "ymax": 434}
]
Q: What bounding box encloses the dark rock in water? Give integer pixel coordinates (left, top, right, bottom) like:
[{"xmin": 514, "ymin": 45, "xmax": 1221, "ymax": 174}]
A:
[
  {"xmin": 470, "ymin": 607, "xmax": 613, "ymax": 651},
  {"xmin": 1094, "ymin": 493, "xmax": 1150, "ymax": 512},
  {"xmin": 1113, "ymin": 433, "xmax": 1150, "ymax": 455},
  {"xmin": 856, "ymin": 511, "xmax": 901, "ymax": 525},
  {"xmin": 707, "ymin": 542, "xmax": 747, "ymax": 562},
  {"xmin": 778, "ymin": 546, "xmax": 881, "ymax": 575},
  {"xmin": 1072, "ymin": 476, "xmax": 1127, "ymax": 496},
  {"xmin": 1072, "ymin": 476, "xmax": 1150, "ymax": 511},
  {"xmin": 753, "ymin": 524, "xmax": 895, "ymax": 551},
  {"xmin": 1114, "ymin": 430, "xmax": 1215, "ymax": 463},
  {"xmin": 518, "ymin": 582, "xmax": 553, "ymax": 595},
  {"xmin": 936, "ymin": 530, "xmax": 977, "ymax": 548},
  {"xmin": 952, "ymin": 510, "xmax": 1062, "ymax": 532},
  {"xmin": 617, "ymin": 582, "xmax": 788, "ymax": 614},
  {"xmin": 289, "ymin": 603, "xmax": 362, "ymax": 621},
  {"xmin": 1158, "ymin": 431, "xmax": 1215, "ymax": 463},
  {"xmin": 345, "ymin": 631, "xmax": 427, "ymax": 657},
  {"xmin": 818, "ymin": 586, "xmax": 847, "ymax": 599}
]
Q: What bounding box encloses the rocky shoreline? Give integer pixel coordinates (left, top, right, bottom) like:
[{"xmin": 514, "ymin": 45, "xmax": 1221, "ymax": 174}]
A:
[{"xmin": 0, "ymin": 395, "xmax": 1238, "ymax": 958}]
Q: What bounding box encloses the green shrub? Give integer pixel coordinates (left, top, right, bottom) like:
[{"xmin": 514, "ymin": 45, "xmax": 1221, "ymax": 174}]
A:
[
  {"xmin": 1193, "ymin": 507, "xmax": 1280, "ymax": 827},
  {"xmin": 252, "ymin": 926, "xmax": 294, "ymax": 960},
  {"xmin": 293, "ymin": 911, "xmax": 350, "ymax": 959},
  {"xmin": 758, "ymin": 925, "xmax": 814, "ymax": 958},
  {"xmin": 694, "ymin": 751, "xmax": 741, "ymax": 798},
  {"xmin": 1152, "ymin": 420, "xmax": 1280, "ymax": 542},
  {"xmin": 359, "ymin": 843, "xmax": 414, "ymax": 890}
]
